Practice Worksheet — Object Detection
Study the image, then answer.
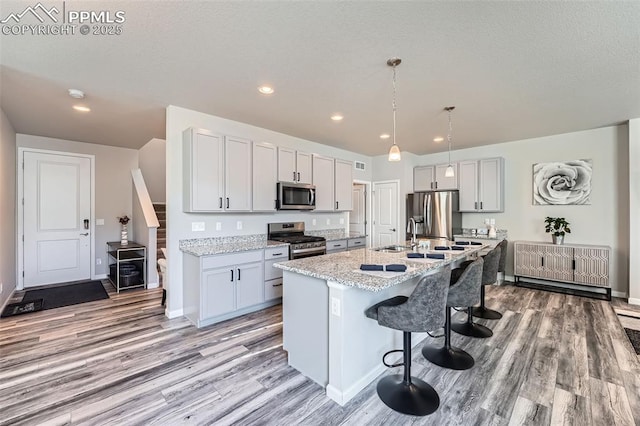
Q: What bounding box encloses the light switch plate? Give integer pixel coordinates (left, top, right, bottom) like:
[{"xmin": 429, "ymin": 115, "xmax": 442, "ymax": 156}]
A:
[
  {"xmin": 96, "ymin": 258, "xmax": 102, "ymax": 265},
  {"xmin": 312, "ymin": 219, "xmax": 317, "ymax": 226},
  {"xmin": 326, "ymin": 219, "xmax": 331, "ymax": 225},
  {"xmin": 96, "ymin": 219, "xmax": 104, "ymax": 226},
  {"xmin": 331, "ymin": 297, "xmax": 341, "ymax": 316},
  {"xmin": 237, "ymin": 221, "xmax": 243, "ymax": 230},
  {"xmin": 216, "ymin": 222, "xmax": 222, "ymax": 231},
  {"xmin": 192, "ymin": 222, "xmax": 205, "ymax": 232},
  {"xmin": 339, "ymin": 218, "xmax": 344, "ymax": 224}
]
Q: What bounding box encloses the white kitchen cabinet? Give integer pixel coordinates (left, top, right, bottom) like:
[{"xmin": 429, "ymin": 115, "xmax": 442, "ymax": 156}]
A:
[
  {"xmin": 252, "ymin": 142, "xmax": 278, "ymax": 211},
  {"xmin": 278, "ymin": 148, "xmax": 312, "ymax": 184},
  {"xmin": 347, "ymin": 237, "xmax": 366, "ymax": 250},
  {"xmin": 264, "ymin": 247, "xmax": 287, "ymax": 301},
  {"xmin": 312, "ymin": 154, "xmax": 335, "ymax": 211},
  {"xmin": 183, "ymin": 250, "xmax": 269, "ymax": 328},
  {"xmin": 458, "ymin": 157, "xmax": 504, "ymax": 212},
  {"xmin": 513, "ymin": 241, "xmax": 611, "ymax": 299},
  {"xmin": 413, "ymin": 163, "xmax": 458, "ymax": 191},
  {"xmin": 326, "ymin": 239, "xmax": 348, "ymax": 253},
  {"xmin": 183, "ymin": 128, "xmax": 224, "ymax": 212},
  {"xmin": 334, "ymin": 159, "xmax": 353, "ymax": 211},
  {"xmin": 224, "ymin": 136, "xmax": 252, "ymax": 211}
]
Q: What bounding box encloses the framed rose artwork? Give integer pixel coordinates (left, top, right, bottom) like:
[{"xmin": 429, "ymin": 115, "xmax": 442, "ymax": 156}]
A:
[{"xmin": 533, "ymin": 160, "xmax": 592, "ymax": 205}]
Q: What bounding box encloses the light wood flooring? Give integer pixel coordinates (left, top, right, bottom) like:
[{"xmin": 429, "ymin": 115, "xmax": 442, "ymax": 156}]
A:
[{"xmin": 1, "ymin": 282, "xmax": 639, "ymax": 425}]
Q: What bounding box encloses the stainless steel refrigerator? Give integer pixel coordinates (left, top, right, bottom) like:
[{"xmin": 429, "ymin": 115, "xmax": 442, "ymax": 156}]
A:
[{"xmin": 406, "ymin": 191, "xmax": 462, "ymax": 241}]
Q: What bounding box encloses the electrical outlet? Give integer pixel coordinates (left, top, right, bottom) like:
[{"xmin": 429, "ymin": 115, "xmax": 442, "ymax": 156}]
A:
[
  {"xmin": 326, "ymin": 219, "xmax": 331, "ymax": 225},
  {"xmin": 331, "ymin": 297, "xmax": 341, "ymax": 316},
  {"xmin": 237, "ymin": 221, "xmax": 243, "ymax": 230},
  {"xmin": 0, "ymin": 282, "xmax": 3, "ymax": 294},
  {"xmin": 312, "ymin": 219, "xmax": 317, "ymax": 226},
  {"xmin": 339, "ymin": 218, "xmax": 344, "ymax": 225},
  {"xmin": 216, "ymin": 222, "xmax": 222, "ymax": 231},
  {"xmin": 96, "ymin": 258, "xmax": 102, "ymax": 265},
  {"xmin": 192, "ymin": 222, "xmax": 205, "ymax": 232},
  {"xmin": 96, "ymin": 219, "xmax": 104, "ymax": 226}
]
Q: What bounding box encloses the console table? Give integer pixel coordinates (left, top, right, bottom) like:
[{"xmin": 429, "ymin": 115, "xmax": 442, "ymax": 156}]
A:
[{"xmin": 513, "ymin": 241, "xmax": 611, "ymax": 300}]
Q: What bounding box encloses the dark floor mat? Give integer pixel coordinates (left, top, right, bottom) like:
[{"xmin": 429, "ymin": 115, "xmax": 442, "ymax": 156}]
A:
[
  {"xmin": 22, "ymin": 280, "xmax": 109, "ymax": 311},
  {"xmin": 624, "ymin": 328, "xmax": 640, "ymax": 355},
  {"xmin": 1, "ymin": 299, "xmax": 44, "ymax": 318}
]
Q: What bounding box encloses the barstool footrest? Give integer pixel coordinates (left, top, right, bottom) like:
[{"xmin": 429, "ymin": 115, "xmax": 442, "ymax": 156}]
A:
[{"xmin": 382, "ymin": 349, "xmax": 404, "ymax": 368}]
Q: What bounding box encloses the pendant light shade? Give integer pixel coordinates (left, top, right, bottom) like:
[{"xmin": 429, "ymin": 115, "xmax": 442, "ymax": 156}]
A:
[
  {"xmin": 387, "ymin": 58, "xmax": 402, "ymax": 162},
  {"xmin": 444, "ymin": 106, "xmax": 456, "ymax": 176}
]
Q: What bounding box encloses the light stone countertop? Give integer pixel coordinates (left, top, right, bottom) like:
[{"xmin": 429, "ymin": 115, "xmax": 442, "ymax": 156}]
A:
[
  {"xmin": 179, "ymin": 234, "xmax": 288, "ymax": 257},
  {"xmin": 274, "ymin": 241, "xmax": 486, "ymax": 292}
]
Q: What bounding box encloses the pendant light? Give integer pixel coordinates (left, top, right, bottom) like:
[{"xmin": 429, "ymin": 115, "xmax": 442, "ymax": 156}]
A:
[
  {"xmin": 444, "ymin": 106, "xmax": 455, "ymax": 177},
  {"xmin": 387, "ymin": 58, "xmax": 402, "ymax": 162}
]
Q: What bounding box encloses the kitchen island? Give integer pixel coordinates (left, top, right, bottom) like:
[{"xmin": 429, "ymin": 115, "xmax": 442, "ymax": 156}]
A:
[{"xmin": 273, "ymin": 241, "xmax": 486, "ymax": 406}]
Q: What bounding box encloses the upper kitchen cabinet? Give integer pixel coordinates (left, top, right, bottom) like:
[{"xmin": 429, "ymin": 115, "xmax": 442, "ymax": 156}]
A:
[
  {"xmin": 458, "ymin": 157, "xmax": 504, "ymax": 212},
  {"xmin": 312, "ymin": 154, "xmax": 335, "ymax": 211},
  {"xmin": 183, "ymin": 128, "xmax": 252, "ymax": 213},
  {"xmin": 334, "ymin": 159, "xmax": 353, "ymax": 211},
  {"xmin": 413, "ymin": 163, "xmax": 458, "ymax": 191},
  {"xmin": 278, "ymin": 148, "xmax": 312, "ymax": 184},
  {"xmin": 252, "ymin": 142, "xmax": 278, "ymax": 211},
  {"xmin": 183, "ymin": 128, "xmax": 224, "ymax": 212}
]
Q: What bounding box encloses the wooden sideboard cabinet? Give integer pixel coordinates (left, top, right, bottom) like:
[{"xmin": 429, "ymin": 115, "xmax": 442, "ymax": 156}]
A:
[{"xmin": 513, "ymin": 241, "xmax": 611, "ymax": 300}]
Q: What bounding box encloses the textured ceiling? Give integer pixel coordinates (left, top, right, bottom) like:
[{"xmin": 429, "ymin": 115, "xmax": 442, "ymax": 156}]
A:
[{"xmin": 1, "ymin": 1, "xmax": 639, "ymax": 155}]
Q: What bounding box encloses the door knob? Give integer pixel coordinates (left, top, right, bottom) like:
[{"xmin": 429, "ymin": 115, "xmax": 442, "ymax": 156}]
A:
[
  {"xmin": 390, "ymin": 228, "xmax": 396, "ymax": 232},
  {"xmin": 80, "ymin": 232, "xmax": 89, "ymax": 236}
]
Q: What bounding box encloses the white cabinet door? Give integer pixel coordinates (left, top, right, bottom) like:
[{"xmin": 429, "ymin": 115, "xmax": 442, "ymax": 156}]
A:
[
  {"xmin": 253, "ymin": 142, "xmax": 278, "ymax": 211},
  {"xmin": 414, "ymin": 166, "xmax": 435, "ymax": 192},
  {"xmin": 183, "ymin": 128, "xmax": 224, "ymax": 212},
  {"xmin": 236, "ymin": 262, "xmax": 264, "ymax": 309},
  {"xmin": 313, "ymin": 154, "xmax": 335, "ymax": 211},
  {"xmin": 224, "ymin": 136, "xmax": 252, "ymax": 211},
  {"xmin": 278, "ymin": 147, "xmax": 297, "ymax": 183},
  {"xmin": 202, "ymin": 267, "xmax": 236, "ymax": 319},
  {"xmin": 334, "ymin": 159, "xmax": 353, "ymax": 211},
  {"xmin": 479, "ymin": 158, "xmax": 503, "ymax": 212},
  {"xmin": 458, "ymin": 160, "xmax": 479, "ymax": 212},
  {"xmin": 574, "ymin": 247, "xmax": 610, "ymax": 287},
  {"xmin": 435, "ymin": 163, "xmax": 458, "ymax": 190},
  {"xmin": 296, "ymin": 151, "xmax": 313, "ymax": 184}
]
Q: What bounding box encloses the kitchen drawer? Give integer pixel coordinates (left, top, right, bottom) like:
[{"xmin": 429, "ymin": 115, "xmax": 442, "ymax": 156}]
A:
[
  {"xmin": 348, "ymin": 237, "xmax": 366, "ymax": 249},
  {"xmin": 202, "ymin": 250, "xmax": 262, "ymax": 270},
  {"xmin": 264, "ymin": 258, "xmax": 284, "ymax": 281},
  {"xmin": 265, "ymin": 247, "xmax": 288, "ymax": 260},
  {"xmin": 327, "ymin": 239, "xmax": 348, "ymax": 252},
  {"xmin": 265, "ymin": 278, "xmax": 283, "ymax": 300}
]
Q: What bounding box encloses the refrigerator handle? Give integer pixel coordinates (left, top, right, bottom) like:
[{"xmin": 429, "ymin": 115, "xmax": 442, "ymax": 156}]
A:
[{"xmin": 424, "ymin": 194, "xmax": 432, "ymax": 236}]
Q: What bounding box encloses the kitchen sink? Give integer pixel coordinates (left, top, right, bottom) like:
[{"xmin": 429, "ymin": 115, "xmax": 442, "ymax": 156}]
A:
[{"xmin": 373, "ymin": 244, "xmax": 413, "ymax": 252}]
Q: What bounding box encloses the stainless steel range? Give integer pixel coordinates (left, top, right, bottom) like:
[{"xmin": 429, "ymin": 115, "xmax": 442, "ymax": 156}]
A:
[{"xmin": 268, "ymin": 222, "xmax": 326, "ymax": 259}]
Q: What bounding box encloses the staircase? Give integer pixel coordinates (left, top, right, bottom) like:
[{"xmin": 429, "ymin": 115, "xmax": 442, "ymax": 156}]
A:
[{"xmin": 154, "ymin": 203, "xmax": 166, "ymax": 260}]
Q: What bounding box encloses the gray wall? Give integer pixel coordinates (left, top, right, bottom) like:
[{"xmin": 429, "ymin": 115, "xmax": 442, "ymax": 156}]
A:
[
  {"xmin": 17, "ymin": 134, "xmax": 139, "ymax": 276},
  {"xmin": 139, "ymin": 138, "xmax": 166, "ymax": 203},
  {"xmin": 0, "ymin": 108, "xmax": 16, "ymax": 308}
]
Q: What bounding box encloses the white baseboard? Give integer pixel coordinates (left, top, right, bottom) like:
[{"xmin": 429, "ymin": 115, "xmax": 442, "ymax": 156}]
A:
[
  {"xmin": 628, "ymin": 298, "xmax": 640, "ymax": 306},
  {"xmin": 94, "ymin": 274, "xmax": 107, "ymax": 280},
  {"xmin": 612, "ymin": 291, "xmax": 628, "ymax": 298},
  {"xmin": 165, "ymin": 308, "xmax": 183, "ymax": 319},
  {"xmin": 147, "ymin": 281, "xmax": 159, "ymax": 289},
  {"xmin": 327, "ymin": 363, "xmax": 387, "ymax": 406}
]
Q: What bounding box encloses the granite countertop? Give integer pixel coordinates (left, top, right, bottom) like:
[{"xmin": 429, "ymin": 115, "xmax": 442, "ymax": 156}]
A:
[
  {"xmin": 274, "ymin": 240, "xmax": 486, "ymax": 292},
  {"xmin": 307, "ymin": 229, "xmax": 367, "ymax": 241},
  {"xmin": 180, "ymin": 234, "xmax": 288, "ymax": 256}
]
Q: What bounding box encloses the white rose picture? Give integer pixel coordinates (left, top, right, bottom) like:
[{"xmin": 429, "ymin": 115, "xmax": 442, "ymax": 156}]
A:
[{"xmin": 533, "ymin": 160, "xmax": 592, "ymax": 205}]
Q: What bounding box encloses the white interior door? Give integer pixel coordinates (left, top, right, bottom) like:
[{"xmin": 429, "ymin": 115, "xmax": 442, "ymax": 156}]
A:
[
  {"xmin": 350, "ymin": 183, "xmax": 366, "ymax": 235},
  {"xmin": 373, "ymin": 181, "xmax": 399, "ymax": 247},
  {"xmin": 23, "ymin": 151, "xmax": 91, "ymax": 287}
]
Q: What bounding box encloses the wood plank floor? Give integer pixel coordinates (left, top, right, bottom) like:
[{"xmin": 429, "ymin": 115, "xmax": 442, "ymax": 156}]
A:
[{"xmin": 1, "ymin": 282, "xmax": 638, "ymax": 425}]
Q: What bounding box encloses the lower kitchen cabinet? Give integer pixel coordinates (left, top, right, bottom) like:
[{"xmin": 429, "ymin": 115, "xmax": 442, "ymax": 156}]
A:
[
  {"xmin": 326, "ymin": 239, "xmax": 348, "ymax": 253},
  {"xmin": 184, "ymin": 249, "xmax": 279, "ymax": 328},
  {"xmin": 264, "ymin": 247, "xmax": 287, "ymax": 301}
]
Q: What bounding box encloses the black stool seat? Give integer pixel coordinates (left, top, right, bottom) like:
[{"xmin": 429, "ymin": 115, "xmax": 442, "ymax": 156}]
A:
[
  {"xmin": 422, "ymin": 258, "xmax": 484, "ymax": 370},
  {"xmin": 364, "ymin": 267, "xmax": 451, "ymax": 416}
]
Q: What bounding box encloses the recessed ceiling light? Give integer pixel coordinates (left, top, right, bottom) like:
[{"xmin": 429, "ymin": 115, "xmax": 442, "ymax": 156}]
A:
[
  {"xmin": 331, "ymin": 114, "xmax": 344, "ymax": 121},
  {"xmin": 258, "ymin": 86, "xmax": 274, "ymax": 95},
  {"xmin": 68, "ymin": 88, "xmax": 85, "ymax": 99},
  {"xmin": 380, "ymin": 133, "xmax": 390, "ymax": 140},
  {"xmin": 73, "ymin": 105, "xmax": 91, "ymax": 112},
  {"xmin": 433, "ymin": 136, "xmax": 444, "ymax": 143}
]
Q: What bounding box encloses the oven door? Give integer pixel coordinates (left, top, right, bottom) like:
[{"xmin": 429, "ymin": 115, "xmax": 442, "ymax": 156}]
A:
[{"xmin": 277, "ymin": 183, "xmax": 316, "ymax": 210}]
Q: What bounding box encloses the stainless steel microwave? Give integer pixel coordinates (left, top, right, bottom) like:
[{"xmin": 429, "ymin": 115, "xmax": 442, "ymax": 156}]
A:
[{"xmin": 277, "ymin": 182, "xmax": 316, "ymax": 210}]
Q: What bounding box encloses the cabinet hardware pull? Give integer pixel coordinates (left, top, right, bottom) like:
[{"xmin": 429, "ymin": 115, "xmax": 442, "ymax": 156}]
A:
[
  {"xmin": 480, "ymin": 201, "xmax": 483, "ymax": 210},
  {"xmin": 230, "ymin": 269, "xmax": 234, "ymax": 282},
  {"xmin": 273, "ymin": 283, "xmax": 282, "ymax": 287},
  {"xmin": 475, "ymin": 201, "xmax": 478, "ymax": 210},
  {"xmin": 80, "ymin": 232, "xmax": 89, "ymax": 236},
  {"xmin": 572, "ymin": 259, "xmax": 576, "ymax": 270},
  {"xmin": 333, "ymin": 244, "xmax": 340, "ymax": 247},
  {"xmin": 226, "ymin": 197, "xmax": 230, "ymax": 209},
  {"xmin": 541, "ymin": 257, "xmax": 544, "ymax": 267},
  {"xmin": 273, "ymin": 252, "xmax": 283, "ymax": 256},
  {"xmin": 293, "ymin": 171, "xmax": 296, "ymax": 181},
  {"xmin": 297, "ymin": 172, "xmax": 301, "ymax": 182},
  {"xmin": 435, "ymin": 182, "xmax": 438, "ymax": 189},
  {"xmin": 335, "ymin": 201, "xmax": 338, "ymax": 210},
  {"xmin": 237, "ymin": 268, "xmax": 241, "ymax": 280},
  {"xmin": 219, "ymin": 197, "xmax": 223, "ymax": 209}
]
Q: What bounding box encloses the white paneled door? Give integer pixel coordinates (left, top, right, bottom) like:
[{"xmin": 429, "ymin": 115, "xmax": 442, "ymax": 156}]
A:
[
  {"xmin": 373, "ymin": 181, "xmax": 399, "ymax": 247},
  {"xmin": 23, "ymin": 151, "xmax": 91, "ymax": 287}
]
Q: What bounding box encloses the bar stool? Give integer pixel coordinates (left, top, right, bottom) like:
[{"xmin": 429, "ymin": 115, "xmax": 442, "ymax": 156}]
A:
[
  {"xmin": 365, "ymin": 266, "xmax": 451, "ymax": 416},
  {"xmin": 422, "ymin": 257, "xmax": 483, "ymax": 370},
  {"xmin": 451, "ymin": 246, "xmax": 501, "ymax": 338},
  {"xmin": 470, "ymin": 244, "xmax": 504, "ymax": 320},
  {"xmin": 497, "ymin": 239, "xmax": 508, "ymax": 285}
]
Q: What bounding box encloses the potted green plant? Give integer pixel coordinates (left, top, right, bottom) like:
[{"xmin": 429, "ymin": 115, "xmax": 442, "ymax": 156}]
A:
[{"xmin": 544, "ymin": 217, "xmax": 571, "ymax": 245}]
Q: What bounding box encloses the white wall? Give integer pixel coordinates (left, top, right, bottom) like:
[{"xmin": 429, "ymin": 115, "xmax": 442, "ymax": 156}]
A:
[
  {"xmin": 165, "ymin": 105, "xmax": 373, "ymax": 317},
  {"xmin": 374, "ymin": 125, "xmax": 630, "ymax": 296},
  {"xmin": 139, "ymin": 138, "xmax": 166, "ymax": 203},
  {"xmin": 17, "ymin": 134, "xmax": 139, "ymax": 276},
  {"xmin": 0, "ymin": 109, "xmax": 16, "ymax": 308},
  {"xmin": 629, "ymin": 118, "xmax": 640, "ymax": 303}
]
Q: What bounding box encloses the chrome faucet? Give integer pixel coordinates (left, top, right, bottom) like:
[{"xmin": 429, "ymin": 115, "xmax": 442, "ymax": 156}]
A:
[{"xmin": 409, "ymin": 217, "xmax": 417, "ymax": 247}]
